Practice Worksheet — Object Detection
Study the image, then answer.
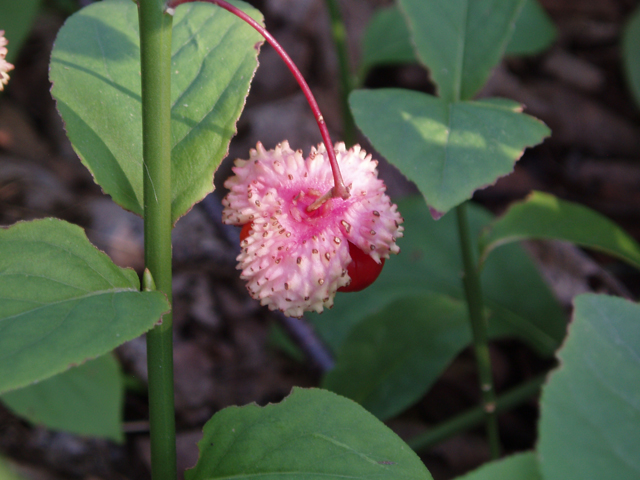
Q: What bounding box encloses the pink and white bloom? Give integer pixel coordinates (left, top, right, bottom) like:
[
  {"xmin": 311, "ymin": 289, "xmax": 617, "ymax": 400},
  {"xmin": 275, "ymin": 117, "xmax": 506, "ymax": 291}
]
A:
[
  {"xmin": 0, "ymin": 31, "xmax": 13, "ymax": 91},
  {"xmin": 222, "ymin": 141, "xmax": 404, "ymax": 317}
]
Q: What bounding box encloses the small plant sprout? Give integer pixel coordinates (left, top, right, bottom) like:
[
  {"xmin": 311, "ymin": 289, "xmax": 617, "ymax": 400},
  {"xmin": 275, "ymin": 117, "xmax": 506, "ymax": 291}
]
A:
[
  {"xmin": 0, "ymin": 30, "xmax": 13, "ymax": 90},
  {"xmin": 223, "ymin": 141, "xmax": 403, "ymax": 317}
]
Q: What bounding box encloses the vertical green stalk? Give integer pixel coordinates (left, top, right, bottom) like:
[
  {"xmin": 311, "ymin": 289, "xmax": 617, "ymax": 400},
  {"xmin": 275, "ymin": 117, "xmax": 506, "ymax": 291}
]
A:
[
  {"xmin": 456, "ymin": 203, "xmax": 501, "ymax": 459},
  {"xmin": 324, "ymin": 0, "xmax": 357, "ymax": 147},
  {"xmin": 138, "ymin": 0, "xmax": 176, "ymax": 479}
]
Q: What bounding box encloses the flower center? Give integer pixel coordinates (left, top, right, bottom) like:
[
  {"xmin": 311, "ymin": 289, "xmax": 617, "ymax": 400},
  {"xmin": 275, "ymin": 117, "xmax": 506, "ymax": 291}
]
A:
[{"xmin": 289, "ymin": 188, "xmax": 332, "ymax": 223}]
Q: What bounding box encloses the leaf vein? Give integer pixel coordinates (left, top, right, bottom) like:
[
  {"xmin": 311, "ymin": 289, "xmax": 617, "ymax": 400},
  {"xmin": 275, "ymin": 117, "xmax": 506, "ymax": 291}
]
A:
[
  {"xmin": 170, "ymin": 21, "xmax": 236, "ymax": 113},
  {"xmin": 171, "ymin": 41, "xmax": 250, "ymax": 151},
  {"xmin": 172, "ymin": 8, "xmax": 218, "ymax": 59}
]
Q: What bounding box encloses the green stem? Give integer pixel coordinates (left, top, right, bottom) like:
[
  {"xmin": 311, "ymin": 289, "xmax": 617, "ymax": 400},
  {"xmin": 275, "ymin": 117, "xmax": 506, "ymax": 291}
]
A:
[
  {"xmin": 456, "ymin": 203, "xmax": 501, "ymax": 459},
  {"xmin": 324, "ymin": 0, "xmax": 357, "ymax": 147},
  {"xmin": 408, "ymin": 374, "xmax": 545, "ymax": 452},
  {"xmin": 138, "ymin": 1, "xmax": 176, "ymax": 479}
]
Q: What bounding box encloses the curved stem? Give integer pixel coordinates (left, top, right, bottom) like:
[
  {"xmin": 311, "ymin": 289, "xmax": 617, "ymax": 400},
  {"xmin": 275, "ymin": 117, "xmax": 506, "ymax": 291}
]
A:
[
  {"xmin": 408, "ymin": 374, "xmax": 545, "ymax": 452},
  {"xmin": 167, "ymin": 0, "xmax": 349, "ymax": 199},
  {"xmin": 456, "ymin": 203, "xmax": 501, "ymax": 459},
  {"xmin": 139, "ymin": 1, "xmax": 176, "ymax": 479}
]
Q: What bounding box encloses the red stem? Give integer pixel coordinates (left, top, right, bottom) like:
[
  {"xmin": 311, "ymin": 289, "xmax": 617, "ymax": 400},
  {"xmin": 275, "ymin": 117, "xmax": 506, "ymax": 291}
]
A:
[{"xmin": 167, "ymin": 0, "xmax": 350, "ymax": 199}]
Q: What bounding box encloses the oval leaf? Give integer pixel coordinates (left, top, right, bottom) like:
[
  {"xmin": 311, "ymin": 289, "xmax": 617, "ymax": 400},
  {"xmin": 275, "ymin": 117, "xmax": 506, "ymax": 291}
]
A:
[
  {"xmin": 398, "ymin": 0, "xmax": 525, "ymax": 101},
  {"xmin": 538, "ymin": 294, "xmax": 640, "ymax": 480},
  {"xmin": 309, "ymin": 197, "xmax": 565, "ymax": 357},
  {"xmin": 455, "ymin": 452, "xmax": 541, "ymax": 480},
  {"xmin": 0, "ymin": 218, "xmax": 169, "ymax": 394},
  {"xmin": 322, "ymin": 294, "xmax": 470, "ymax": 420},
  {"xmin": 186, "ymin": 388, "xmax": 433, "ymax": 480},
  {"xmin": 49, "ymin": 0, "xmax": 262, "ymax": 223},
  {"xmin": 350, "ymin": 89, "xmax": 550, "ymax": 217},
  {"xmin": 479, "ymin": 191, "xmax": 640, "ymax": 269},
  {"xmin": 1, "ymin": 354, "xmax": 124, "ymax": 442}
]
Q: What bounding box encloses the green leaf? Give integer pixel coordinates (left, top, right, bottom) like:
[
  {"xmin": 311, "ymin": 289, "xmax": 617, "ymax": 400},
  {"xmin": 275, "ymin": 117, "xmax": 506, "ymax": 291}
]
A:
[
  {"xmin": 309, "ymin": 197, "xmax": 565, "ymax": 357},
  {"xmin": 49, "ymin": 0, "xmax": 262, "ymax": 224},
  {"xmin": 538, "ymin": 294, "xmax": 640, "ymax": 480},
  {"xmin": 455, "ymin": 452, "xmax": 541, "ymax": 480},
  {"xmin": 360, "ymin": 6, "xmax": 416, "ymax": 76},
  {"xmin": 623, "ymin": 5, "xmax": 640, "ymax": 108},
  {"xmin": 0, "ymin": 218, "xmax": 170, "ymax": 394},
  {"xmin": 479, "ymin": 191, "xmax": 640, "ymax": 269},
  {"xmin": 0, "ymin": 0, "xmax": 42, "ymax": 64},
  {"xmin": 186, "ymin": 388, "xmax": 433, "ymax": 480},
  {"xmin": 350, "ymin": 89, "xmax": 550, "ymax": 216},
  {"xmin": 1, "ymin": 354, "xmax": 124, "ymax": 442},
  {"xmin": 359, "ymin": 1, "xmax": 554, "ymax": 81},
  {"xmin": 397, "ymin": 0, "xmax": 525, "ymax": 102},
  {"xmin": 505, "ymin": 0, "xmax": 556, "ymax": 56},
  {"xmin": 322, "ymin": 294, "xmax": 470, "ymax": 420}
]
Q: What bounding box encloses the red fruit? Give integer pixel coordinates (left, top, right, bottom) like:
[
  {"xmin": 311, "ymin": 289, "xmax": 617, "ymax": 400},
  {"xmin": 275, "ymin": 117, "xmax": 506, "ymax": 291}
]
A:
[
  {"xmin": 239, "ymin": 222, "xmax": 253, "ymax": 242},
  {"xmin": 338, "ymin": 241, "xmax": 385, "ymax": 292}
]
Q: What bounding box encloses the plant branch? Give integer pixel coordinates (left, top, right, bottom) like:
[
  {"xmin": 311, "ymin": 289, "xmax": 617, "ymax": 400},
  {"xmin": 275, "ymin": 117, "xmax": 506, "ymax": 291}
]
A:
[
  {"xmin": 167, "ymin": 0, "xmax": 349, "ymax": 199},
  {"xmin": 138, "ymin": 0, "xmax": 176, "ymax": 478},
  {"xmin": 408, "ymin": 374, "xmax": 545, "ymax": 452},
  {"xmin": 456, "ymin": 202, "xmax": 501, "ymax": 459}
]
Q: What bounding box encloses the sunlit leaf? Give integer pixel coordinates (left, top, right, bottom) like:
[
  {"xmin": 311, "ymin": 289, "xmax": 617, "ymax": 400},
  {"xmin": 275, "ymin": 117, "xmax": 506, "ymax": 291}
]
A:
[
  {"xmin": 350, "ymin": 89, "xmax": 550, "ymax": 216},
  {"xmin": 50, "ymin": 0, "xmax": 262, "ymax": 223}
]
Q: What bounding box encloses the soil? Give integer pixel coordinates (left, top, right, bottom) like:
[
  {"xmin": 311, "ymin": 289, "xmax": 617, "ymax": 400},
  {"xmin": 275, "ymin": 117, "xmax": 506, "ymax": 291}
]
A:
[{"xmin": 1, "ymin": 0, "xmax": 640, "ymax": 479}]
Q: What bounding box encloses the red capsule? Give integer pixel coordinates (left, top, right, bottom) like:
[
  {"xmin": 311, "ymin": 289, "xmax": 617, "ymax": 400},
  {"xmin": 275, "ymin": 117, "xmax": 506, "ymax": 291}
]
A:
[
  {"xmin": 239, "ymin": 222, "xmax": 253, "ymax": 242},
  {"xmin": 338, "ymin": 241, "xmax": 384, "ymax": 292}
]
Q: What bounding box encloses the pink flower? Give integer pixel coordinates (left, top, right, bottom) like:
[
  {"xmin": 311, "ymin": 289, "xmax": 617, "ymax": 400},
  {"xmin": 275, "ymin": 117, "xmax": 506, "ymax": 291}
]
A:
[
  {"xmin": 222, "ymin": 141, "xmax": 404, "ymax": 317},
  {"xmin": 0, "ymin": 31, "xmax": 13, "ymax": 91}
]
